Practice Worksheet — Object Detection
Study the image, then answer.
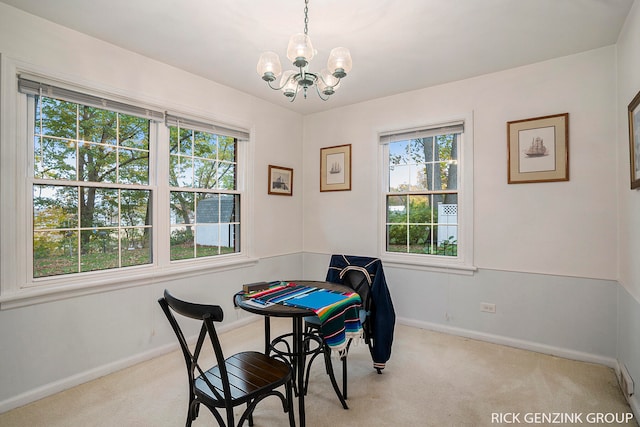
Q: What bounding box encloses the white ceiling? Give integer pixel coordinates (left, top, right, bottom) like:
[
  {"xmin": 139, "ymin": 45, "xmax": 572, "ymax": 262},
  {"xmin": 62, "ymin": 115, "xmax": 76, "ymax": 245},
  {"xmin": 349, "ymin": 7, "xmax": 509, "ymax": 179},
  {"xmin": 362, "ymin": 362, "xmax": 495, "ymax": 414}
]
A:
[{"xmin": 1, "ymin": 0, "xmax": 634, "ymax": 115}]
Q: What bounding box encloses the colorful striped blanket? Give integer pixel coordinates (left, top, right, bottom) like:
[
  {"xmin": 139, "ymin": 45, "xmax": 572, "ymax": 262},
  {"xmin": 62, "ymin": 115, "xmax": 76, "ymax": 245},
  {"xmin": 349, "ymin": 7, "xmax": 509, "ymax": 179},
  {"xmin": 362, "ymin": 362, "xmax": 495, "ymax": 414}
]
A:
[{"xmin": 247, "ymin": 282, "xmax": 362, "ymax": 355}]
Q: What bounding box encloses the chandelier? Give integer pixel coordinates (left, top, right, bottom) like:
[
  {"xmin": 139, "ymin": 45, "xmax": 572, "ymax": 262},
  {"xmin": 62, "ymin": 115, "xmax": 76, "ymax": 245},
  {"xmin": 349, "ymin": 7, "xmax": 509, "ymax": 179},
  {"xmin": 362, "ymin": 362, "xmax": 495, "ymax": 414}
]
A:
[{"xmin": 256, "ymin": 0, "xmax": 352, "ymax": 102}]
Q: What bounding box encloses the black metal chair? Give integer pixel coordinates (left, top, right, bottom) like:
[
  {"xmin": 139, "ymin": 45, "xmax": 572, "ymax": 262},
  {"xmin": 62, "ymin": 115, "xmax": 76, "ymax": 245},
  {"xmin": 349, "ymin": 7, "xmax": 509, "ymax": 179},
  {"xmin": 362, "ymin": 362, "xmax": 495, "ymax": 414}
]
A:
[
  {"xmin": 158, "ymin": 289, "xmax": 296, "ymax": 427},
  {"xmin": 302, "ymin": 268, "xmax": 373, "ymax": 409}
]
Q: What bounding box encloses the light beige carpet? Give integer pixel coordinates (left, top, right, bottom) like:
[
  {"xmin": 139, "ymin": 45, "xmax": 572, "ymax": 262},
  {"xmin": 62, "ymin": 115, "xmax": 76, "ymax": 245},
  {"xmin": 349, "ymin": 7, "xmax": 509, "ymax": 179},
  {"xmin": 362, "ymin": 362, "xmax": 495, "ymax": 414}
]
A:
[{"xmin": 0, "ymin": 318, "xmax": 636, "ymax": 426}]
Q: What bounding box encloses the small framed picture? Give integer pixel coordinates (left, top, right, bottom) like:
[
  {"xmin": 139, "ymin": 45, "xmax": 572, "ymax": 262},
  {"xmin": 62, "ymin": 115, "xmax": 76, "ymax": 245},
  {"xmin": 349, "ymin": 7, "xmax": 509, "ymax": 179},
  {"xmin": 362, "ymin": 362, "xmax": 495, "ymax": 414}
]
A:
[
  {"xmin": 628, "ymin": 90, "xmax": 640, "ymax": 189},
  {"xmin": 320, "ymin": 144, "xmax": 351, "ymax": 192},
  {"xmin": 268, "ymin": 165, "xmax": 293, "ymax": 196},
  {"xmin": 507, "ymin": 113, "xmax": 569, "ymax": 184}
]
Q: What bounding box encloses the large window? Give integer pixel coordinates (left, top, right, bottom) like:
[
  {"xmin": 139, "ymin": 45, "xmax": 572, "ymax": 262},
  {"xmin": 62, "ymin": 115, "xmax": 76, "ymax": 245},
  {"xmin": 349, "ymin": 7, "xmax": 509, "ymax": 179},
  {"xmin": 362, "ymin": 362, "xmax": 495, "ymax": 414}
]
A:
[
  {"xmin": 167, "ymin": 117, "xmax": 240, "ymax": 261},
  {"xmin": 2, "ymin": 74, "xmax": 250, "ymax": 300},
  {"xmin": 380, "ymin": 119, "xmax": 474, "ymax": 272}
]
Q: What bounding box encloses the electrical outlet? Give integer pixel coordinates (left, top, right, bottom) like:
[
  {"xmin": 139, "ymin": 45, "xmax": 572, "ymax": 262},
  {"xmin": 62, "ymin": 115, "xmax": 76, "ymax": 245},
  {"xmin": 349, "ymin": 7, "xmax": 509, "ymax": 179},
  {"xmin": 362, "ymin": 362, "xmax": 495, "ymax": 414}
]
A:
[{"xmin": 480, "ymin": 302, "xmax": 496, "ymax": 313}]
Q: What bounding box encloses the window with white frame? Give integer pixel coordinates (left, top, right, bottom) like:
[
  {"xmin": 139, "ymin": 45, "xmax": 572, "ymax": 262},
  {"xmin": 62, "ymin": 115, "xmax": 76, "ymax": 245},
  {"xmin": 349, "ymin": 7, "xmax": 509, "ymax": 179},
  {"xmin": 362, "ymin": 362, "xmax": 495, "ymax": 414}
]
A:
[
  {"xmin": 166, "ymin": 114, "xmax": 241, "ymax": 261},
  {"xmin": 4, "ymin": 74, "xmax": 249, "ymax": 294},
  {"xmin": 380, "ymin": 119, "xmax": 475, "ymax": 272}
]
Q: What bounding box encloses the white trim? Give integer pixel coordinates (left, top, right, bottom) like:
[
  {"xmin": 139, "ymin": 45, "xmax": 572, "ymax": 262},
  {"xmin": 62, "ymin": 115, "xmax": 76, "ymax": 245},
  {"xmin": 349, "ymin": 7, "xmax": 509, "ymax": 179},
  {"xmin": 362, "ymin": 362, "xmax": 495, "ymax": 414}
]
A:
[
  {"xmin": 397, "ymin": 316, "xmax": 618, "ymax": 369},
  {"xmin": 377, "ymin": 111, "xmax": 475, "ymax": 273},
  {"xmin": 0, "ymin": 255, "xmax": 258, "ymax": 310}
]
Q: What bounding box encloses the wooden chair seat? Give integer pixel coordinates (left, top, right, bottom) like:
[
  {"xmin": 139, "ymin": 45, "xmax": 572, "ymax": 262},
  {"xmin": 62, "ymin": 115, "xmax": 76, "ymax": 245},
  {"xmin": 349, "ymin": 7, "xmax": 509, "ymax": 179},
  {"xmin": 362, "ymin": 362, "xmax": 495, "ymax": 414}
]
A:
[{"xmin": 195, "ymin": 352, "xmax": 291, "ymax": 406}]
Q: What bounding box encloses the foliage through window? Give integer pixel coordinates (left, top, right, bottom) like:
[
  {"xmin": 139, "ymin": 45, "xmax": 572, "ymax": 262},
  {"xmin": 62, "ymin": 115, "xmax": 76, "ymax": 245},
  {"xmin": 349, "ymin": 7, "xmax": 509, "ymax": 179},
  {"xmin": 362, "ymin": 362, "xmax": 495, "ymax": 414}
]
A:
[
  {"xmin": 168, "ymin": 123, "xmax": 240, "ymax": 261},
  {"xmin": 18, "ymin": 77, "xmax": 247, "ymax": 282},
  {"xmin": 32, "ymin": 95, "xmax": 152, "ymax": 278},
  {"xmin": 384, "ymin": 125, "xmax": 462, "ymax": 257}
]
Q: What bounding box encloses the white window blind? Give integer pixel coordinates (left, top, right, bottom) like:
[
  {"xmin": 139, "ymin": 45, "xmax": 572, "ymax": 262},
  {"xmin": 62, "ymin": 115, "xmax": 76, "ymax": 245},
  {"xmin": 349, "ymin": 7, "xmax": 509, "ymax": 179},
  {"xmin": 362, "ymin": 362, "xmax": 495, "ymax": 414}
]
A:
[
  {"xmin": 165, "ymin": 113, "xmax": 249, "ymax": 140},
  {"xmin": 18, "ymin": 76, "xmax": 164, "ymax": 121},
  {"xmin": 379, "ymin": 122, "xmax": 464, "ymax": 144}
]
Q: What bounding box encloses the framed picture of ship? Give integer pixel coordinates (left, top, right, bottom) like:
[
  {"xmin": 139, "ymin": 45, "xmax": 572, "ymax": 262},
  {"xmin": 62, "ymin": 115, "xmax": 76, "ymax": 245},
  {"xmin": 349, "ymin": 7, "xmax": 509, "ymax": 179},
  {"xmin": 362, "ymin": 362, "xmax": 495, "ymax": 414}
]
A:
[
  {"xmin": 320, "ymin": 144, "xmax": 351, "ymax": 192},
  {"xmin": 507, "ymin": 113, "xmax": 569, "ymax": 184},
  {"xmin": 628, "ymin": 90, "xmax": 640, "ymax": 189},
  {"xmin": 268, "ymin": 165, "xmax": 293, "ymax": 196}
]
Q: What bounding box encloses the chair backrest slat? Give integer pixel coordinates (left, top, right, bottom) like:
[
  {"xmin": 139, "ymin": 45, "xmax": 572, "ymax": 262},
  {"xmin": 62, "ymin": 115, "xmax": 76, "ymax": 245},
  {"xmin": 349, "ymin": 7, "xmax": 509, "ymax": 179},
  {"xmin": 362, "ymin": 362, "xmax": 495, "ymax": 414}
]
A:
[{"xmin": 158, "ymin": 290, "xmax": 230, "ymax": 404}]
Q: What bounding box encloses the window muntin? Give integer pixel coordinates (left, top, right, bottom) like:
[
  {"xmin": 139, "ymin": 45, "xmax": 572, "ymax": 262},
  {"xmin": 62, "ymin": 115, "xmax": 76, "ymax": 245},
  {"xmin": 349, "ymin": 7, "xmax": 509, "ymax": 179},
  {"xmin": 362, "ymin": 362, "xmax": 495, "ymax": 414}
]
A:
[
  {"xmin": 31, "ymin": 95, "xmax": 152, "ymax": 278},
  {"xmin": 385, "ymin": 131, "xmax": 460, "ymax": 257},
  {"xmin": 169, "ymin": 124, "xmax": 240, "ymax": 261}
]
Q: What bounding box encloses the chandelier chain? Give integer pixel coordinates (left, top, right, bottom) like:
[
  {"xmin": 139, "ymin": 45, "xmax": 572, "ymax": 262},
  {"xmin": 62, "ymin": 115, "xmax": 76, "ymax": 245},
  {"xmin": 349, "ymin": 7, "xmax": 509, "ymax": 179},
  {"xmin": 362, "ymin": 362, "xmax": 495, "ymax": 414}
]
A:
[{"xmin": 304, "ymin": 0, "xmax": 309, "ymax": 35}]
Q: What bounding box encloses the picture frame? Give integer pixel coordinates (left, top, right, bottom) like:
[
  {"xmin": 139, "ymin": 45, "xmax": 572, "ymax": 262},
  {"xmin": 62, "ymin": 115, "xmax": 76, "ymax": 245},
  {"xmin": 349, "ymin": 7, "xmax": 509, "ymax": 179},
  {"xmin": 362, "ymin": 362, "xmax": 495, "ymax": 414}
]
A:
[
  {"xmin": 268, "ymin": 165, "xmax": 293, "ymax": 196},
  {"xmin": 320, "ymin": 144, "xmax": 351, "ymax": 192},
  {"xmin": 628, "ymin": 90, "xmax": 640, "ymax": 189},
  {"xmin": 507, "ymin": 113, "xmax": 569, "ymax": 184}
]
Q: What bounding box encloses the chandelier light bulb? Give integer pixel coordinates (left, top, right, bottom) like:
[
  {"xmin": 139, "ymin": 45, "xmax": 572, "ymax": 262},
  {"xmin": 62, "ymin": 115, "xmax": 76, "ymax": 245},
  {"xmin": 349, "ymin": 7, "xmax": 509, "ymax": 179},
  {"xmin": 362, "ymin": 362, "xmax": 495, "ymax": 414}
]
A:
[
  {"xmin": 318, "ymin": 69, "xmax": 341, "ymax": 95},
  {"xmin": 280, "ymin": 70, "xmax": 299, "ymax": 98},
  {"xmin": 327, "ymin": 47, "xmax": 352, "ymax": 78},
  {"xmin": 287, "ymin": 33, "xmax": 315, "ymax": 67},
  {"xmin": 257, "ymin": 51, "xmax": 282, "ymax": 82}
]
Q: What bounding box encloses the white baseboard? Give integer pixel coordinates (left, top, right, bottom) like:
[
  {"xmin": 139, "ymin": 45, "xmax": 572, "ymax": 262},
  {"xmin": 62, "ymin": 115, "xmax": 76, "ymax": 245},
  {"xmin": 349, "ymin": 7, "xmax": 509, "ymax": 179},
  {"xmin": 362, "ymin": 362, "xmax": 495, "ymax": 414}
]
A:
[
  {"xmin": 396, "ymin": 317, "xmax": 618, "ymax": 369},
  {"xmin": 0, "ymin": 315, "xmax": 260, "ymax": 414}
]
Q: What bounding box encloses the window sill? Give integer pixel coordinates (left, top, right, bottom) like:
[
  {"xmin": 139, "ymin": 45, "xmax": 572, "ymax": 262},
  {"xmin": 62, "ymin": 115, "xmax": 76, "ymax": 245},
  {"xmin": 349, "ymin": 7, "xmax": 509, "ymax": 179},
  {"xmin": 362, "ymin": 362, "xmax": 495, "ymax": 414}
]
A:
[
  {"xmin": 0, "ymin": 255, "xmax": 258, "ymax": 310},
  {"xmin": 381, "ymin": 254, "xmax": 477, "ymax": 276}
]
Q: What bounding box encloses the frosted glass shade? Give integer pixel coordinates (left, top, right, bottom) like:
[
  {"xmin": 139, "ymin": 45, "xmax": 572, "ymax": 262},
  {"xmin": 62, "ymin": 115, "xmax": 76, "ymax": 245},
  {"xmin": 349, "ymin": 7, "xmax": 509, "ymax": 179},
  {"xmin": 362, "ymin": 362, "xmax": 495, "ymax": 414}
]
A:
[
  {"xmin": 257, "ymin": 52, "xmax": 282, "ymax": 81},
  {"xmin": 327, "ymin": 47, "xmax": 352, "ymax": 78},
  {"xmin": 318, "ymin": 69, "xmax": 341, "ymax": 95},
  {"xmin": 287, "ymin": 33, "xmax": 314, "ymax": 66},
  {"xmin": 280, "ymin": 70, "xmax": 299, "ymax": 97}
]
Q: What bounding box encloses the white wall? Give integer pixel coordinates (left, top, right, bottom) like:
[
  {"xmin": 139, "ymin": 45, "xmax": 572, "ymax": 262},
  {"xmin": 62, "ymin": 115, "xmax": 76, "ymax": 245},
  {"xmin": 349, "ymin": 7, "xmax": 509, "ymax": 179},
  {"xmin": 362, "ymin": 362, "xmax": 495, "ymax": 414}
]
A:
[
  {"xmin": 302, "ymin": 47, "xmax": 620, "ymax": 364},
  {"xmin": 303, "ymin": 47, "xmax": 617, "ymax": 280},
  {"xmin": 616, "ymin": 0, "xmax": 640, "ymax": 415},
  {"xmin": 0, "ymin": 3, "xmax": 304, "ymax": 410}
]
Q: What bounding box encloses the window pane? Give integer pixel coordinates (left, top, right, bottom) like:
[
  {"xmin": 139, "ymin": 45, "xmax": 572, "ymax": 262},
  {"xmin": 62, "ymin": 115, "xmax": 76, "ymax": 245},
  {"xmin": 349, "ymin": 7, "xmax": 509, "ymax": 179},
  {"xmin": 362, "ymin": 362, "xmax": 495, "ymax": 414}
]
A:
[
  {"xmin": 194, "ymin": 132, "xmax": 217, "ymax": 159},
  {"xmin": 386, "ymin": 224, "xmax": 407, "ymax": 252},
  {"xmin": 196, "ymin": 194, "xmax": 218, "ymax": 224},
  {"xmin": 387, "ymin": 195, "xmax": 407, "ymax": 223},
  {"xmin": 79, "ymin": 142, "xmax": 118, "ymax": 183},
  {"xmin": 170, "ymin": 191, "xmax": 195, "ymax": 224},
  {"xmin": 219, "ymin": 136, "xmax": 236, "ymax": 163},
  {"xmin": 81, "ymin": 188, "xmax": 118, "ymax": 227},
  {"xmin": 121, "ymin": 190, "xmax": 150, "ymax": 226},
  {"xmin": 36, "ymin": 97, "xmax": 77, "ymax": 139},
  {"xmin": 170, "ymin": 155, "xmax": 193, "ymax": 187},
  {"xmin": 408, "ymin": 224, "xmax": 431, "ymax": 253},
  {"xmin": 169, "ymin": 127, "xmax": 193, "ymax": 155},
  {"xmin": 80, "ymin": 229, "xmax": 118, "ymax": 272},
  {"xmin": 218, "ymin": 162, "xmax": 236, "ymax": 190},
  {"xmin": 170, "ymin": 225, "xmax": 194, "ymax": 260},
  {"xmin": 195, "ymin": 224, "xmax": 219, "ymax": 257},
  {"xmin": 79, "ymin": 106, "xmax": 117, "ymax": 144},
  {"xmin": 34, "ymin": 138, "xmax": 77, "ymax": 180},
  {"xmin": 119, "ymin": 148, "xmax": 149, "ymax": 185},
  {"xmin": 193, "ymin": 158, "xmax": 216, "ymax": 189},
  {"xmin": 33, "ymin": 230, "xmax": 78, "ymax": 278},
  {"xmin": 388, "ymin": 140, "xmax": 412, "ymax": 164},
  {"xmin": 389, "ymin": 164, "xmax": 410, "ymax": 192},
  {"xmin": 223, "ymin": 194, "xmax": 239, "ymax": 222},
  {"xmin": 34, "ymin": 185, "xmax": 78, "ymax": 229},
  {"xmin": 408, "ymin": 195, "xmax": 431, "ymax": 224},
  {"xmin": 121, "ymin": 228, "xmax": 151, "ymax": 267},
  {"xmin": 119, "ymin": 115, "xmax": 149, "ymax": 150},
  {"xmin": 426, "ymin": 226, "xmax": 458, "ymax": 256}
]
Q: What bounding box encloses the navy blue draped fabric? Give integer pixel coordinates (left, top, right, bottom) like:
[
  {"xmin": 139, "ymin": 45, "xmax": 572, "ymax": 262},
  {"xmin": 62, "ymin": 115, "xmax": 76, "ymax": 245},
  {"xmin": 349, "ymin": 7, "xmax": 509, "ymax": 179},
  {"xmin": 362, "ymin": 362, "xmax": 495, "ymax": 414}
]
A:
[{"xmin": 326, "ymin": 254, "xmax": 396, "ymax": 370}]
